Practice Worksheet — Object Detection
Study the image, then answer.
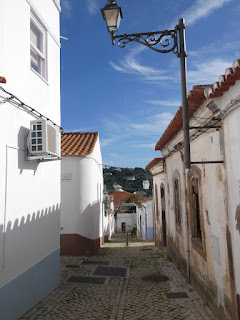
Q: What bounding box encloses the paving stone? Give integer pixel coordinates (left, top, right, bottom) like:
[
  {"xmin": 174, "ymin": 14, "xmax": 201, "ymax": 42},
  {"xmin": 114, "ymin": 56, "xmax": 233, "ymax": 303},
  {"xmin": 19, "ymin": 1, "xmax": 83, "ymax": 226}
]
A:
[
  {"xmin": 93, "ymin": 266, "xmax": 127, "ymax": 278},
  {"xmin": 20, "ymin": 233, "xmax": 217, "ymax": 320}
]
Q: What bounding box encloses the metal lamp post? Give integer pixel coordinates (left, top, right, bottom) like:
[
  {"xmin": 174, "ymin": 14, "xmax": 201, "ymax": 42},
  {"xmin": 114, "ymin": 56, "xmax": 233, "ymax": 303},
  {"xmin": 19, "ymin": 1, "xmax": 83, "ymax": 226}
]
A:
[{"xmin": 101, "ymin": 0, "xmax": 191, "ymax": 169}]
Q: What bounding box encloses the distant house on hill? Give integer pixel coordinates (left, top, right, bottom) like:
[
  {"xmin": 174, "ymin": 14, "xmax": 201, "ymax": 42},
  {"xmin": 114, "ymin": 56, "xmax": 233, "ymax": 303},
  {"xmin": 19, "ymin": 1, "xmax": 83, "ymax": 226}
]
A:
[
  {"xmin": 61, "ymin": 132, "xmax": 108, "ymax": 256},
  {"xmin": 126, "ymin": 176, "xmax": 136, "ymax": 181},
  {"xmin": 134, "ymin": 190, "xmax": 147, "ymax": 197},
  {"xmin": 104, "ymin": 172, "xmax": 112, "ymax": 176},
  {"xmin": 113, "ymin": 184, "xmax": 124, "ymax": 192}
]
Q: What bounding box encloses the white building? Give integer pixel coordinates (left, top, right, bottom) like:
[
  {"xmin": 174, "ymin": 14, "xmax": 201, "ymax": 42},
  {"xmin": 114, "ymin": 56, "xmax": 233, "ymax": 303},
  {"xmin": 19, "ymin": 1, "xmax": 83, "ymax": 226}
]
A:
[
  {"xmin": 148, "ymin": 59, "xmax": 240, "ymax": 320},
  {"xmin": 61, "ymin": 132, "xmax": 107, "ymax": 256},
  {"xmin": 0, "ymin": 1, "xmax": 61, "ymax": 319},
  {"xmin": 136, "ymin": 198, "xmax": 154, "ymax": 240},
  {"xmin": 116, "ymin": 204, "xmax": 137, "ymax": 232}
]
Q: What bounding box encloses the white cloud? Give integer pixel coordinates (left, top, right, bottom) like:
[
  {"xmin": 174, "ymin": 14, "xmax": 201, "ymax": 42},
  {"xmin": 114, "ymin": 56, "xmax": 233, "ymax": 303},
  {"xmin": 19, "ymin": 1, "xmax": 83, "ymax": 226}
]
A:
[
  {"xmin": 109, "ymin": 49, "xmax": 175, "ymax": 83},
  {"xmin": 86, "ymin": 0, "xmax": 98, "ymax": 15},
  {"xmin": 129, "ymin": 113, "xmax": 174, "ymax": 135},
  {"xmin": 188, "ymin": 58, "xmax": 232, "ymax": 84},
  {"xmin": 61, "ymin": 0, "xmax": 71, "ymax": 18},
  {"xmin": 101, "ymin": 136, "xmax": 122, "ymax": 147},
  {"xmin": 146, "ymin": 100, "xmax": 181, "ymax": 107},
  {"xmin": 109, "ymin": 153, "xmax": 120, "ymax": 157},
  {"xmin": 181, "ymin": 0, "xmax": 232, "ymax": 26},
  {"xmin": 133, "ymin": 143, "xmax": 156, "ymax": 149},
  {"xmin": 100, "ymin": 112, "xmax": 174, "ymax": 150},
  {"xmin": 189, "ymin": 40, "xmax": 240, "ymax": 59}
]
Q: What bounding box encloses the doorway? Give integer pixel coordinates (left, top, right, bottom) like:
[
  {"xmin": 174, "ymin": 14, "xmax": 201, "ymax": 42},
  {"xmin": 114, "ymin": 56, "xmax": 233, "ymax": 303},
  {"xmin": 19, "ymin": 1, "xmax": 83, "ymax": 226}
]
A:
[{"xmin": 121, "ymin": 222, "xmax": 126, "ymax": 232}]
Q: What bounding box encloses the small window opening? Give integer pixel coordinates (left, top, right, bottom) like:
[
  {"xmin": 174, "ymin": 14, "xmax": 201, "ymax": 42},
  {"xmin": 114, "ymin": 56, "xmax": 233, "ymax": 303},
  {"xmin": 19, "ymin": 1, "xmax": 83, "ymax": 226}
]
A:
[
  {"xmin": 190, "ymin": 176, "xmax": 202, "ymax": 241},
  {"xmin": 174, "ymin": 178, "xmax": 181, "ymax": 227}
]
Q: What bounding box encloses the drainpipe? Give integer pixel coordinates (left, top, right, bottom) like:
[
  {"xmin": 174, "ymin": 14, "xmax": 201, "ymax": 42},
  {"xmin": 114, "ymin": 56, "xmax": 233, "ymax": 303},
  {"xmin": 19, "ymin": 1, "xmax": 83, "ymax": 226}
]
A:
[{"xmin": 181, "ymin": 151, "xmax": 190, "ymax": 283}]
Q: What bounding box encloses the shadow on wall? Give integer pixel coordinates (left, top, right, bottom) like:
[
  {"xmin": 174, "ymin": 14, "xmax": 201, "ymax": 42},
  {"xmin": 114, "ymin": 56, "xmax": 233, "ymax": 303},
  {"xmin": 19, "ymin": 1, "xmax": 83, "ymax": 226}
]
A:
[
  {"xmin": 0, "ymin": 204, "xmax": 61, "ymax": 320},
  {"xmin": 60, "ymin": 201, "xmax": 104, "ymax": 257},
  {"xmin": 18, "ymin": 126, "xmax": 39, "ymax": 173}
]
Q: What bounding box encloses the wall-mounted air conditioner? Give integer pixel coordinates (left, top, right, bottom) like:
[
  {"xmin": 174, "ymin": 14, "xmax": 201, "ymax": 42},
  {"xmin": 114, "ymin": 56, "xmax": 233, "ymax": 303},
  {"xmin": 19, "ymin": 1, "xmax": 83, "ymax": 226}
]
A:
[{"xmin": 27, "ymin": 120, "xmax": 61, "ymax": 160}]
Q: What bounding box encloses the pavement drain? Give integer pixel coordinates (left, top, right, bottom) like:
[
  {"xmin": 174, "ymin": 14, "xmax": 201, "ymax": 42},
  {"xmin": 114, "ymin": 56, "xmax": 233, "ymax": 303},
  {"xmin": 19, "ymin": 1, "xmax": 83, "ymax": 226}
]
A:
[
  {"xmin": 122, "ymin": 256, "xmax": 136, "ymax": 260},
  {"xmin": 165, "ymin": 292, "xmax": 189, "ymax": 299},
  {"xmin": 139, "ymin": 248, "xmax": 153, "ymax": 251},
  {"xmin": 66, "ymin": 265, "xmax": 79, "ymax": 268},
  {"xmin": 81, "ymin": 260, "xmax": 110, "ymax": 265},
  {"xmin": 93, "ymin": 266, "xmax": 127, "ymax": 278},
  {"xmin": 67, "ymin": 276, "xmax": 106, "ymax": 284},
  {"xmin": 141, "ymin": 274, "xmax": 169, "ymax": 283}
]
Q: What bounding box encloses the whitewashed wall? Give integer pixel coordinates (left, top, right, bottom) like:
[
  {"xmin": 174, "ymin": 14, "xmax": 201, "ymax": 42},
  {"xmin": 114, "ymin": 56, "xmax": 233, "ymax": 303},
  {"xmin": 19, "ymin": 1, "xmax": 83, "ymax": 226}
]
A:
[
  {"xmin": 61, "ymin": 138, "xmax": 104, "ymax": 240},
  {"xmin": 0, "ymin": 1, "xmax": 61, "ymax": 319},
  {"xmin": 117, "ymin": 213, "xmax": 137, "ymax": 232}
]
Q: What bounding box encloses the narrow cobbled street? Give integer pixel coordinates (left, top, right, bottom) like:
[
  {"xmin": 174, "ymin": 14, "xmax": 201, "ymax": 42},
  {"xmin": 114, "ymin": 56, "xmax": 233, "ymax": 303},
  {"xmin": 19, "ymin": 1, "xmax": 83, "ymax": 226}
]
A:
[{"xmin": 20, "ymin": 234, "xmax": 217, "ymax": 320}]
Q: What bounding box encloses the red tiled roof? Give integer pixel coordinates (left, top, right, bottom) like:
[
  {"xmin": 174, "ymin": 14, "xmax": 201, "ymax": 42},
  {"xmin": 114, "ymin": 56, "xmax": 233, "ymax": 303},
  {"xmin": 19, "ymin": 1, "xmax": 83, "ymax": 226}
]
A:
[
  {"xmin": 146, "ymin": 158, "xmax": 163, "ymax": 169},
  {"xmin": 61, "ymin": 132, "xmax": 98, "ymax": 156},
  {"xmin": 155, "ymin": 59, "xmax": 240, "ymax": 151},
  {"xmin": 109, "ymin": 190, "xmax": 133, "ymax": 203}
]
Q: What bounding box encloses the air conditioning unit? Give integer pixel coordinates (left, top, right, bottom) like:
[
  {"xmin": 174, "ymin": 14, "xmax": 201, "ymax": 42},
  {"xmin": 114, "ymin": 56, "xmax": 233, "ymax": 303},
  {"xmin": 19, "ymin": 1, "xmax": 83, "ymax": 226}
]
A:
[{"xmin": 27, "ymin": 120, "xmax": 60, "ymax": 159}]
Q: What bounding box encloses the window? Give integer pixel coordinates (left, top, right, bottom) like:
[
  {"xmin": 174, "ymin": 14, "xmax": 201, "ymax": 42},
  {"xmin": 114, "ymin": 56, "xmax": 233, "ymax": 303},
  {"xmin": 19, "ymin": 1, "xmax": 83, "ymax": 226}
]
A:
[
  {"xmin": 30, "ymin": 14, "xmax": 47, "ymax": 79},
  {"xmin": 174, "ymin": 178, "xmax": 181, "ymax": 227},
  {"xmin": 190, "ymin": 176, "xmax": 202, "ymax": 242},
  {"xmin": 173, "ymin": 171, "xmax": 181, "ymax": 229}
]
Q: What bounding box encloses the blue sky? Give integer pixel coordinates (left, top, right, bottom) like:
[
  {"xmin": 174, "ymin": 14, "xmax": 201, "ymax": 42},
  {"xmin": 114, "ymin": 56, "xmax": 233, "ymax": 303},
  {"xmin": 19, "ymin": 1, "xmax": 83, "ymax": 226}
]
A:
[{"xmin": 60, "ymin": 0, "xmax": 240, "ymax": 168}]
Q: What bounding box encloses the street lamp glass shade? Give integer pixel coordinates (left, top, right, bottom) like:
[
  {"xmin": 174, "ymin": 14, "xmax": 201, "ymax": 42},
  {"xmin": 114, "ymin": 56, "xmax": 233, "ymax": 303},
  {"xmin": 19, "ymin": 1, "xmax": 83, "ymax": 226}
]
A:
[
  {"xmin": 101, "ymin": 2, "xmax": 123, "ymax": 34},
  {"xmin": 143, "ymin": 180, "xmax": 150, "ymax": 190}
]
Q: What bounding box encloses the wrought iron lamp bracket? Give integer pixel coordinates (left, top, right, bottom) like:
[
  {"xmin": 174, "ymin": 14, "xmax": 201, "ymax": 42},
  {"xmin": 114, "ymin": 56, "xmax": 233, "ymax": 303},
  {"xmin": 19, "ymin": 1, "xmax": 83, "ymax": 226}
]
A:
[{"xmin": 112, "ymin": 27, "xmax": 179, "ymax": 55}]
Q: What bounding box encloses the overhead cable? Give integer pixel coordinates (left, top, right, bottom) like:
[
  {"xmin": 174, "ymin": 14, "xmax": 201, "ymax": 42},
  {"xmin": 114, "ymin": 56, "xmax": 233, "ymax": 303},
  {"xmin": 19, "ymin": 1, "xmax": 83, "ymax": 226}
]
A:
[{"xmin": 0, "ymin": 86, "xmax": 63, "ymax": 131}]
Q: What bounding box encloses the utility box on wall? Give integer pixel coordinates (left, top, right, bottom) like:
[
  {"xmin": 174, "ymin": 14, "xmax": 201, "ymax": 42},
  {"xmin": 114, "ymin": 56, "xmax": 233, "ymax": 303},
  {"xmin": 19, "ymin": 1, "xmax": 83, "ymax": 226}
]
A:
[{"xmin": 27, "ymin": 120, "xmax": 61, "ymax": 160}]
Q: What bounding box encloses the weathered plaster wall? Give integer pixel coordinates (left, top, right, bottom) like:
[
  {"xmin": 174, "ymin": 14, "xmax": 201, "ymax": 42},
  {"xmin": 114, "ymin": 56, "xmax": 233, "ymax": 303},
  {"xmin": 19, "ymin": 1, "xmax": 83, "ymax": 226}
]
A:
[
  {"xmin": 155, "ymin": 80, "xmax": 240, "ymax": 319},
  {"xmin": 151, "ymin": 162, "xmax": 166, "ymax": 249},
  {"xmin": 217, "ymin": 80, "xmax": 240, "ymax": 317}
]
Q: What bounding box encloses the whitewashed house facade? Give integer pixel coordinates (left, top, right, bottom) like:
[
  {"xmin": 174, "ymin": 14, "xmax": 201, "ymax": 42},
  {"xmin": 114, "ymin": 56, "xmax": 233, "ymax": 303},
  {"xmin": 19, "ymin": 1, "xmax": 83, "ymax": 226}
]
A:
[
  {"xmin": 61, "ymin": 132, "xmax": 107, "ymax": 256},
  {"xmin": 148, "ymin": 59, "xmax": 240, "ymax": 320},
  {"xmin": 0, "ymin": 1, "xmax": 61, "ymax": 319}
]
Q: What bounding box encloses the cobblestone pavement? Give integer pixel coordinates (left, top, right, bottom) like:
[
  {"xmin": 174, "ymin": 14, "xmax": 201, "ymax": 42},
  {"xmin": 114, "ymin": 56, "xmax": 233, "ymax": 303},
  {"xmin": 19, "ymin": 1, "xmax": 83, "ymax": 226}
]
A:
[{"xmin": 20, "ymin": 233, "xmax": 217, "ymax": 320}]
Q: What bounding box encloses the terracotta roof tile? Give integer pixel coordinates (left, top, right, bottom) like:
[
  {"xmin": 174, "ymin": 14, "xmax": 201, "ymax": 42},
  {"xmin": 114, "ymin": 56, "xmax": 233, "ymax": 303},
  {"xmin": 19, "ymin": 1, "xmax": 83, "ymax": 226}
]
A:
[
  {"xmin": 61, "ymin": 132, "xmax": 98, "ymax": 156},
  {"xmin": 146, "ymin": 158, "xmax": 163, "ymax": 169},
  {"xmin": 155, "ymin": 59, "xmax": 240, "ymax": 151},
  {"xmin": 109, "ymin": 191, "xmax": 133, "ymax": 203}
]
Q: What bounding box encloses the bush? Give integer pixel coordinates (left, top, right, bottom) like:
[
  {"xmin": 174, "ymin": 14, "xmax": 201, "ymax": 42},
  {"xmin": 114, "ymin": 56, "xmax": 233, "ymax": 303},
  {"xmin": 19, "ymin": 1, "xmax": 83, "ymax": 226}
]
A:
[{"xmin": 131, "ymin": 226, "xmax": 137, "ymax": 237}]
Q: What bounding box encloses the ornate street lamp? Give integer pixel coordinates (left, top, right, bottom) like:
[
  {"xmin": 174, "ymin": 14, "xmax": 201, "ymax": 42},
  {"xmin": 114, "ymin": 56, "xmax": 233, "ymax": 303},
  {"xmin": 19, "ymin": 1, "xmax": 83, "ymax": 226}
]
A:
[
  {"xmin": 101, "ymin": 0, "xmax": 123, "ymax": 44},
  {"xmin": 101, "ymin": 1, "xmax": 191, "ymax": 169}
]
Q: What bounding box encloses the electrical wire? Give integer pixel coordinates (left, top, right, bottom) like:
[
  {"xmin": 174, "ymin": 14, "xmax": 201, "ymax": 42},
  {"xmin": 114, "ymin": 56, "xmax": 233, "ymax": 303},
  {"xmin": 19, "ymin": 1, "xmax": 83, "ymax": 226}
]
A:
[
  {"xmin": 0, "ymin": 86, "xmax": 63, "ymax": 131},
  {"xmin": 163, "ymin": 95, "xmax": 240, "ymax": 160}
]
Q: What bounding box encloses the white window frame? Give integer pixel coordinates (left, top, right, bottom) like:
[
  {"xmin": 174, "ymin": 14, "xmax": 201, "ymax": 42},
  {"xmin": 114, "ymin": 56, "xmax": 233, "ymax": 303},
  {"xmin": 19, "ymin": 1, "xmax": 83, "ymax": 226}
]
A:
[{"xmin": 30, "ymin": 13, "xmax": 47, "ymax": 81}]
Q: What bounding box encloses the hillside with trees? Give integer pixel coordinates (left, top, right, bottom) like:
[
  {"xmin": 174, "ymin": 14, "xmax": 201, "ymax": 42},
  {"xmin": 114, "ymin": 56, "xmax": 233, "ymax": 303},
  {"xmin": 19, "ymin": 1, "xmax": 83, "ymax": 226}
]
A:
[{"xmin": 103, "ymin": 167, "xmax": 152, "ymax": 196}]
